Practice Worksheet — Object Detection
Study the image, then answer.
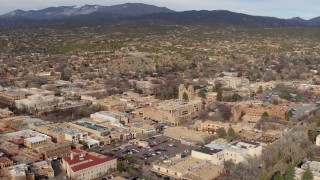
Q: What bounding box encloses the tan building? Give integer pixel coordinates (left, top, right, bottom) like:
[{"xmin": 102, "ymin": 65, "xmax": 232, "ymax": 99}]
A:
[
  {"xmin": 179, "ymin": 84, "xmax": 205, "ymax": 101},
  {"xmin": 30, "ymin": 122, "xmax": 88, "ymax": 143},
  {"xmin": 152, "ymin": 155, "xmax": 224, "ymax": 180},
  {"xmin": 164, "ymin": 126, "xmax": 214, "ymax": 144},
  {"xmin": 240, "ymin": 104, "xmax": 289, "ymax": 120},
  {"xmin": 0, "ymin": 157, "xmax": 13, "ymax": 169},
  {"xmin": 20, "ymin": 148, "xmax": 44, "ymax": 162},
  {"xmin": 4, "ymin": 129, "xmax": 52, "ymax": 149},
  {"xmin": 0, "ymin": 139, "xmax": 19, "ymax": 155},
  {"xmin": 0, "ymin": 90, "xmax": 26, "ymax": 105},
  {"xmin": 62, "ymin": 149, "xmax": 117, "ymax": 180},
  {"xmin": 4, "ymin": 161, "xmax": 54, "ymax": 180},
  {"xmin": 215, "ymin": 76, "xmax": 250, "ymax": 89},
  {"xmin": 68, "ymin": 120, "xmax": 137, "ymax": 144},
  {"xmin": 201, "ymin": 120, "xmax": 230, "ymax": 133},
  {"xmin": 0, "ymin": 108, "xmax": 14, "ymax": 118},
  {"xmin": 133, "ymin": 100, "xmax": 205, "ymax": 126},
  {"xmin": 130, "ymin": 123, "xmax": 157, "ymax": 136},
  {"xmin": 68, "ymin": 120, "xmax": 110, "ymax": 137},
  {"xmin": 37, "ymin": 141, "xmax": 71, "ymax": 160}
]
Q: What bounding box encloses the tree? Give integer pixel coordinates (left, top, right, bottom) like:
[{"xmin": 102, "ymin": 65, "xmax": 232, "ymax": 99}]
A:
[
  {"xmin": 283, "ymin": 163, "xmax": 295, "ymax": 180},
  {"xmin": 198, "ymin": 89, "xmax": 206, "ymax": 99},
  {"xmin": 216, "ymin": 89, "xmax": 223, "ymax": 101},
  {"xmin": 273, "ymin": 100, "xmax": 279, "ymax": 105},
  {"xmin": 257, "ymin": 85, "xmax": 263, "ymax": 94},
  {"xmin": 285, "ymin": 110, "xmax": 293, "ymax": 121},
  {"xmin": 272, "ymin": 172, "xmax": 284, "ymax": 180},
  {"xmin": 309, "ymin": 127, "xmax": 318, "ymax": 143},
  {"xmin": 117, "ymin": 162, "xmax": 125, "ymax": 173},
  {"xmin": 78, "ymin": 140, "xmax": 88, "ymax": 149},
  {"xmin": 124, "ymin": 154, "xmax": 131, "ymax": 162},
  {"xmin": 302, "ymin": 166, "xmax": 313, "ymax": 180},
  {"xmin": 228, "ymin": 127, "xmax": 236, "ymax": 138},
  {"xmin": 262, "ymin": 111, "xmax": 269, "ymax": 118},
  {"xmin": 217, "ymin": 127, "xmax": 227, "ymax": 138},
  {"xmin": 182, "ymin": 92, "xmax": 189, "ymax": 101},
  {"xmin": 61, "ymin": 67, "xmax": 72, "ymax": 81},
  {"xmin": 217, "ymin": 104, "xmax": 232, "ymax": 121}
]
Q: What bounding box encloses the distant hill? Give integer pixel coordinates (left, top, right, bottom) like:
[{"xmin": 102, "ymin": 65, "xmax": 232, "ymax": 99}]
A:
[
  {"xmin": 0, "ymin": 3, "xmax": 320, "ymax": 29},
  {"xmin": 0, "ymin": 3, "xmax": 174, "ymax": 20},
  {"xmin": 131, "ymin": 10, "xmax": 309, "ymax": 28}
]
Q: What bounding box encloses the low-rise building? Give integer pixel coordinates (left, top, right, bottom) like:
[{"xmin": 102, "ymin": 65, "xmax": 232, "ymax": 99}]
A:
[
  {"xmin": 15, "ymin": 94, "xmax": 65, "ymax": 112},
  {"xmin": 62, "ymin": 149, "xmax": 117, "ymax": 180},
  {"xmin": 133, "ymin": 100, "xmax": 206, "ymax": 126},
  {"xmin": 0, "ymin": 138, "xmax": 19, "ymax": 155},
  {"xmin": 201, "ymin": 120, "xmax": 230, "ymax": 133},
  {"xmin": 68, "ymin": 120, "xmax": 110, "ymax": 137},
  {"xmin": 37, "ymin": 141, "xmax": 71, "ymax": 160},
  {"xmin": 130, "ymin": 123, "xmax": 157, "ymax": 136},
  {"xmin": 0, "ymin": 90, "xmax": 26, "ymax": 105},
  {"xmin": 30, "ymin": 123, "xmax": 88, "ymax": 143},
  {"xmin": 19, "ymin": 148, "xmax": 44, "ymax": 162},
  {"xmin": 152, "ymin": 155, "xmax": 224, "ymax": 180},
  {"xmin": 0, "ymin": 157, "xmax": 13, "ymax": 169},
  {"xmin": 4, "ymin": 164, "xmax": 28, "ymax": 180},
  {"xmin": 192, "ymin": 139, "xmax": 262, "ymax": 165},
  {"xmin": 30, "ymin": 160, "xmax": 55, "ymax": 179},
  {"xmin": 240, "ymin": 104, "xmax": 289, "ymax": 120},
  {"xmin": 164, "ymin": 126, "xmax": 214, "ymax": 145},
  {"xmin": 90, "ymin": 111, "xmax": 129, "ymax": 126},
  {"xmin": 4, "ymin": 129, "xmax": 52, "ymax": 149},
  {"xmin": 0, "ymin": 108, "xmax": 14, "ymax": 118}
]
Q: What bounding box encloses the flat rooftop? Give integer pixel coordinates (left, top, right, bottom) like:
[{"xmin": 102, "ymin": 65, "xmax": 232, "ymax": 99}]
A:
[
  {"xmin": 73, "ymin": 120, "xmax": 109, "ymax": 132},
  {"xmin": 5, "ymin": 129, "xmax": 50, "ymax": 141}
]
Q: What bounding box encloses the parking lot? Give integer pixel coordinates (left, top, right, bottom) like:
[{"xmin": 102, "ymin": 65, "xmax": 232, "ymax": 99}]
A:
[{"xmin": 92, "ymin": 135, "xmax": 195, "ymax": 165}]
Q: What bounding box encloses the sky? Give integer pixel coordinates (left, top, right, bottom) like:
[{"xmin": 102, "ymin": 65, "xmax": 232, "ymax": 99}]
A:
[{"xmin": 0, "ymin": 0, "xmax": 319, "ymax": 20}]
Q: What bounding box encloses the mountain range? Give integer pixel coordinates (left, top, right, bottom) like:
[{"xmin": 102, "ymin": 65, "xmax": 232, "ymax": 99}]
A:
[{"xmin": 1, "ymin": 3, "xmax": 320, "ymax": 29}]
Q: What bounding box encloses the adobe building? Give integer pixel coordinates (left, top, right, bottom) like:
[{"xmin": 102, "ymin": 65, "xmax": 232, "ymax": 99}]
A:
[{"xmin": 178, "ymin": 84, "xmax": 206, "ymax": 101}]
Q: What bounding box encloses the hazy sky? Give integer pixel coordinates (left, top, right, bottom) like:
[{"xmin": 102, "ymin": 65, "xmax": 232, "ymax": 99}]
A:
[{"xmin": 0, "ymin": 0, "xmax": 319, "ymax": 19}]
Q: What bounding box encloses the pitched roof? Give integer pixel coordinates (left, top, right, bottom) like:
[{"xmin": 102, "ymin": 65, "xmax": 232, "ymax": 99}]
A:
[{"xmin": 63, "ymin": 149, "xmax": 115, "ymax": 172}]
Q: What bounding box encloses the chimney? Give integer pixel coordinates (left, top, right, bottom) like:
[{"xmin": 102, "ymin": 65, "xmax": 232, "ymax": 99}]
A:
[{"xmin": 70, "ymin": 152, "xmax": 74, "ymax": 160}]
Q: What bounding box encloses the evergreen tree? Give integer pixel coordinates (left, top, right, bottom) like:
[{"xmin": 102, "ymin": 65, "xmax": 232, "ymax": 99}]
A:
[
  {"xmin": 302, "ymin": 166, "xmax": 314, "ymax": 180},
  {"xmin": 262, "ymin": 111, "xmax": 269, "ymax": 117},
  {"xmin": 228, "ymin": 127, "xmax": 236, "ymax": 138},
  {"xmin": 198, "ymin": 89, "xmax": 206, "ymax": 99},
  {"xmin": 257, "ymin": 85, "xmax": 264, "ymax": 94},
  {"xmin": 309, "ymin": 127, "xmax": 318, "ymax": 143},
  {"xmin": 285, "ymin": 110, "xmax": 293, "ymax": 121},
  {"xmin": 117, "ymin": 162, "xmax": 125, "ymax": 173},
  {"xmin": 284, "ymin": 163, "xmax": 295, "ymax": 180},
  {"xmin": 182, "ymin": 92, "xmax": 189, "ymax": 101},
  {"xmin": 217, "ymin": 127, "xmax": 227, "ymax": 138},
  {"xmin": 216, "ymin": 89, "xmax": 223, "ymax": 101}
]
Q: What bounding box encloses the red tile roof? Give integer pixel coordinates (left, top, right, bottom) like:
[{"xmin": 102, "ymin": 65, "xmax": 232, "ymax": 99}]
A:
[
  {"xmin": 0, "ymin": 157, "xmax": 11, "ymax": 163},
  {"xmin": 63, "ymin": 150, "xmax": 115, "ymax": 172}
]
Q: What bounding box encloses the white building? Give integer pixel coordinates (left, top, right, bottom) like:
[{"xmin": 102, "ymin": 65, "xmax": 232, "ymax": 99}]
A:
[
  {"xmin": 90, "ymin": 111, "xmax": 128, "ymax": 126},
  {"xmin": 192, "ymin": 139, "xmax": 262, "ymax": 166},
  {"xmin": 5, "ymin": 164, "xmax": 28, "ymax": 180},
  {"xmin": 15, "ymin": 94, "xmax": 65, "ymax": 111}
]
